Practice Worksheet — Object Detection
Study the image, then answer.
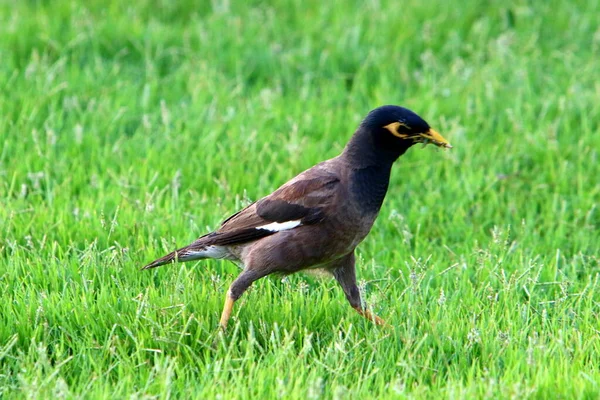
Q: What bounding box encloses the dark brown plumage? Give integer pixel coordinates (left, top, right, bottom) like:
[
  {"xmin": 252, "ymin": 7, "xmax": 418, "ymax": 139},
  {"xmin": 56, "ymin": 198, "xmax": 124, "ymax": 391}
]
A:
[{"xmin": 143, "ymin": 105, "xmax": 452, "ymax": 329}]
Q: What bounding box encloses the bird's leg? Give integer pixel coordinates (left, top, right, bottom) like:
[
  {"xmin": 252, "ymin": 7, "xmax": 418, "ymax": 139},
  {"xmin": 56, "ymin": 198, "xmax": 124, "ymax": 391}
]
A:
[
  {"xmin": 219, "ymin": 269, "xmax": 265, "ymax": 330},
  {"xmin": 219, "ymin": 293, "xmax": 235, "ymax": 330},
  {"xmin": 332, "ymin": 252, "xmax": 387, "ymax": 327}
]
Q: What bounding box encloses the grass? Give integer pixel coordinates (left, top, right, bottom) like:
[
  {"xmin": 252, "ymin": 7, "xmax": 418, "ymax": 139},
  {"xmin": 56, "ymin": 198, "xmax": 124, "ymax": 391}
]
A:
[{"xmin": 1, "ymin": 0, "xmax": 600, "ymax": 398}]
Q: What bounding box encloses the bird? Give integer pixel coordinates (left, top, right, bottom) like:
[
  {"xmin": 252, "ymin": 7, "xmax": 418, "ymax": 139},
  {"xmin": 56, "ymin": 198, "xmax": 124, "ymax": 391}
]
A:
[{"xmin": 142, "ymin": 105, "xmax": 452, "ymax": 329}]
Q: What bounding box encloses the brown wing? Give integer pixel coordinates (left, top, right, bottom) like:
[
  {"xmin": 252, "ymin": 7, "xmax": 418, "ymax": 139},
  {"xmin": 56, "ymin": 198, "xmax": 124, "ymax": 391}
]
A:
[{"xmin": 210, "ymin": 171, "xmax": 341, "ymax": 245}]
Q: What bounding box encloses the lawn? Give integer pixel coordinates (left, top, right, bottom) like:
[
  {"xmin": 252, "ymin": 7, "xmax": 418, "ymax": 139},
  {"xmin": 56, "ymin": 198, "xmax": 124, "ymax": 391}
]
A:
[{"xmin": 1, "ymin": 0, "xmax": 599, "ymax": 398}]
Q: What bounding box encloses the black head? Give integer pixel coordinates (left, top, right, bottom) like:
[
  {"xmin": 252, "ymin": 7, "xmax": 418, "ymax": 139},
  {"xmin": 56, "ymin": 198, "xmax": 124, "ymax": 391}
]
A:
[
  {"xmin": 361, "ymin": 105, "xmax": 452, "ymax": 151},
  {"xmin": 343, "ymin": 105, "xmax": 452, "ymax": 166}
]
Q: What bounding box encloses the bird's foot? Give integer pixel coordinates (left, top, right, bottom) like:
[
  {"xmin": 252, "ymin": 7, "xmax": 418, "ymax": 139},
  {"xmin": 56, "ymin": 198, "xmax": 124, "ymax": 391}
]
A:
[{"xmin": 353, "ymin": 306, "xmax": 388, "ymax": 327}]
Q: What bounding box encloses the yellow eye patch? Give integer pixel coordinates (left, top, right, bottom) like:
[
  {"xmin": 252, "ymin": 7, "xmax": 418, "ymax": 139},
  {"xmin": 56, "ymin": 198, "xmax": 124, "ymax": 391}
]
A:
[{"xmin": 383, "ymin": 121, "xmax": 412, "ymax": 138}]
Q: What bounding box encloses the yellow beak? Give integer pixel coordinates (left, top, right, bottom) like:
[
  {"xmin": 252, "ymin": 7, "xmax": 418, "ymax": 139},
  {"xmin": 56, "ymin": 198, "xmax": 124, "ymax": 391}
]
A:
[{"xmin": 420, "ymin": 129, "xmax": 452, "ymax": 148}]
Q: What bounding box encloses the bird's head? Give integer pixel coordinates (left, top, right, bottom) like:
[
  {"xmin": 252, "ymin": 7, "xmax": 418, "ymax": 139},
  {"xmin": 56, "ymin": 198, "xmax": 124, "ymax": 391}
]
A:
[{"xmin": 361, "ymin": 105, "xmax": 452, "ymax": 152}]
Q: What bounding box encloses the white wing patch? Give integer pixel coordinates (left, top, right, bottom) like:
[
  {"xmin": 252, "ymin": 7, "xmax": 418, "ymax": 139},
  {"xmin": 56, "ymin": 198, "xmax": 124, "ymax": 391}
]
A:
[{"xmin": 256, "ymin": 220, "xmax": 301, "ymax": 232}]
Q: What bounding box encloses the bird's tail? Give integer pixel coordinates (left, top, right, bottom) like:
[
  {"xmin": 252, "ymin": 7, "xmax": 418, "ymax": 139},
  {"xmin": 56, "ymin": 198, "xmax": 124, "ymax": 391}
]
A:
[
  {"xmin": 141, "ymin": 250, "xmax": 180, "ymax": 270},
  {"xmin": 141, "ymin": 234, "xmax": 216, "ymax": 270}
]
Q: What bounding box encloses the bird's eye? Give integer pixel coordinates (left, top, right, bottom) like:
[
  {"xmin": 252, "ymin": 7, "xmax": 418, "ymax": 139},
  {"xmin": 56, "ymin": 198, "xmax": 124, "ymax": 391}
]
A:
[{"xmin": 396, "ymin": 122, "xmax": 411, "ymax": 133}]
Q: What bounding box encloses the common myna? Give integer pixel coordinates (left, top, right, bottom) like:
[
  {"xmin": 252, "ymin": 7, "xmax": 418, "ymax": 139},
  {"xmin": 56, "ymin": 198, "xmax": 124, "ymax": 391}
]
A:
[{"xmin": 143, "ymin": 105, "xmax": 451, "ymax": 329}]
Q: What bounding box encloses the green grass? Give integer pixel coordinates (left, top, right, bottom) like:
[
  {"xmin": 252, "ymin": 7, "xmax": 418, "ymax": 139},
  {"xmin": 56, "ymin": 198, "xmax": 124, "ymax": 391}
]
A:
[{"xmin": 1, "ymin": 0, "xmax": 600, "ymax": 398}]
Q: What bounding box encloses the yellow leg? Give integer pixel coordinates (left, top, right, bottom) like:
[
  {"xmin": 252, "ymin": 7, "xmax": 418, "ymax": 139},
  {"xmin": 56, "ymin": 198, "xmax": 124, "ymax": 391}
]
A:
[
  {"xmin": 353, "ymin": 306, "xmax": 387, "ymax": 326},
  {"xmin": 219, "ymin": 293, "xmax": 235, "ymax": 330}
]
